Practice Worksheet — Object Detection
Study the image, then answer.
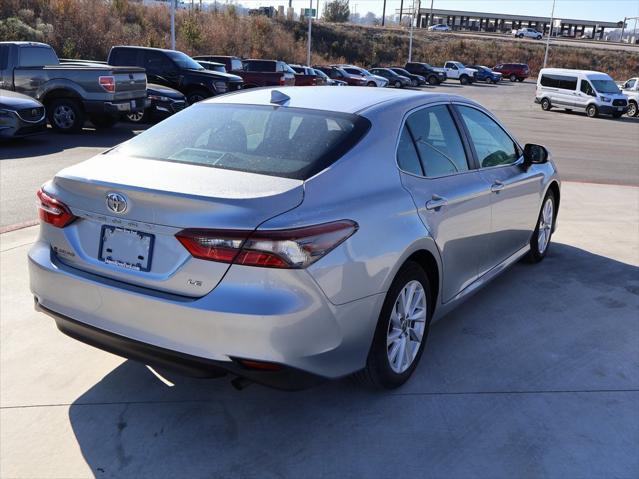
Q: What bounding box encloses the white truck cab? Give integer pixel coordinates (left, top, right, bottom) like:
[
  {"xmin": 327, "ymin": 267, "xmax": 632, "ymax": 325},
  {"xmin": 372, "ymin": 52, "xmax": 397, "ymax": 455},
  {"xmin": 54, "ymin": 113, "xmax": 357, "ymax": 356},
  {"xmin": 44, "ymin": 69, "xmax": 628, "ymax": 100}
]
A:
[
  {"xmin": 443, "ymin": 61, "xmax": 477, "ymax": 85},
  {"xmin": 619, "ymin": 78, "xmax": 638, "ymax": 117},
  {"xmin": 536, "ymin": 68, "xmax": 629, "ymax": 118}
]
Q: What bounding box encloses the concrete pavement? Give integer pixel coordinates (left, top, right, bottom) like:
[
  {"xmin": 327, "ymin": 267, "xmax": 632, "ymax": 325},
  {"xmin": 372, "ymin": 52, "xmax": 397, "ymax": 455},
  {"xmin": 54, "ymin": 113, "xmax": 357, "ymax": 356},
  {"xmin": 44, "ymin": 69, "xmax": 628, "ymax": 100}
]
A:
[{"xmin": 1, "ymin": 181, "xmax": 638, "ymax": 478}]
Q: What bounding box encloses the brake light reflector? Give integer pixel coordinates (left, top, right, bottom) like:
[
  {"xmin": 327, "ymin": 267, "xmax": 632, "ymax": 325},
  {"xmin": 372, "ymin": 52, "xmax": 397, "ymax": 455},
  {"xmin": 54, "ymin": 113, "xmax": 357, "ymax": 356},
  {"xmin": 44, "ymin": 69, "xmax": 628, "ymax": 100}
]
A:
[
  {"xmin": 36, "ymin": 188, "xmax": 76, "ymax": 228},
  {"xmin": 99, "ymin": 76, "xmax": 116, "ymax": 93},
  {"xmin": 176, "ymin": 220, "xmax": 358, "ymax": 269},
  {"xmin": 279, "ymin": 76, "xmax": 286, "ymax": 86}
]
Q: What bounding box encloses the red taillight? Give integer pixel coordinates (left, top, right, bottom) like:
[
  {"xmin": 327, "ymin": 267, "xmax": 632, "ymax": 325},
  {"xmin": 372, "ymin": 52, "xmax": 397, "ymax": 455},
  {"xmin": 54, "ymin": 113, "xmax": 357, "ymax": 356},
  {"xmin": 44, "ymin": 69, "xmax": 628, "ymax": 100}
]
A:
[
  {"xmin": 36, "ymin": 188, "xmax": 76, "ymax": 228},
  {"xmin": 99, "ymin": 75, "xmax": 115, "ymax": 93},
  {"xmin": 238, "ymin": 359, "xmax": 282, "ymax": 371},
  {"xmin": 176, "ymin": 220, "xmax": 358, "ymax": 269},
  {"xmin": 279, "ymin": 76, "xmax": 286, "ymax": 86}
]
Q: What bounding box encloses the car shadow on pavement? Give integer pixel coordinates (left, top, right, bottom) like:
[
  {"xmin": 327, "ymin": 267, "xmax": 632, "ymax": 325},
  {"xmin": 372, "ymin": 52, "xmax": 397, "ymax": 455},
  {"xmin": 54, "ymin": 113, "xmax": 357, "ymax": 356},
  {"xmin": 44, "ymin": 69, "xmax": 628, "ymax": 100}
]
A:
[
  {"xmin": 66, "ymin": 243, "xmax": 639, "ymax": 478},
  {"xmin": 0, "ymin": 124, "xmax": 146, "ymax": 160}
]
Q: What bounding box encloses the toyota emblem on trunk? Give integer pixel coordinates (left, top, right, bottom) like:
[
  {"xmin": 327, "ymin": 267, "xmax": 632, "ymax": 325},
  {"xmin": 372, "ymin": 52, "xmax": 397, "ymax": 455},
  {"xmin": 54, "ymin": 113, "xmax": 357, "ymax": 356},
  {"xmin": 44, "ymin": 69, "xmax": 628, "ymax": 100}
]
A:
[{"xmin": 106, "ymin": 192, "xmax": 128, "ymax": 214}]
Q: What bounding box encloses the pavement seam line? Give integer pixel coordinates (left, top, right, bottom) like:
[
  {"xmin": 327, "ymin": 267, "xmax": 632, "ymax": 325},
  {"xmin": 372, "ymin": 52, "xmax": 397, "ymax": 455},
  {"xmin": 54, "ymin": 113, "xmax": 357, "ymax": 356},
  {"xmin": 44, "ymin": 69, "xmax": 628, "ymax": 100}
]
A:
[{"xmin": 2, "ymin": 388, "xmax": 638, "ymax": 409}]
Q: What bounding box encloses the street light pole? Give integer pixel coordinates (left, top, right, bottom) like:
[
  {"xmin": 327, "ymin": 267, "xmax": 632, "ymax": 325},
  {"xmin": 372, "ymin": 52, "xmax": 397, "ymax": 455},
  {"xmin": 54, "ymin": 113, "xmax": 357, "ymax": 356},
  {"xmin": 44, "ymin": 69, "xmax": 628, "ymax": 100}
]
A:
[
  {"xmin": 408, "ymin": 0, "xmax": 415, "ymax": 62},
  {"xmin": 543, "ymin": 0, "xmax": 556, "ymax": 68},
  {"xmin": 306, "ymin": 0, "xmax": 312, "ymax": 65},
  {"xmin": 170, "ymin": 0, "xmax": 176, "ymax": 50},
  {"xmin": 428, "ymin": 0, "xmax": 434, "ymax": 28}
]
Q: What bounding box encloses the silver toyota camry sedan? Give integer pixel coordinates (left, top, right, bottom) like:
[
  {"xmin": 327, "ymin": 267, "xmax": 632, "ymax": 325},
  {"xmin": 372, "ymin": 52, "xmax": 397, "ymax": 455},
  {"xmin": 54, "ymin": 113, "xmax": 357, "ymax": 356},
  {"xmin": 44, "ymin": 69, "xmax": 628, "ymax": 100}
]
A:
[{"xmin": 29, "ymin": 86, "xmax": 560, "ymax": 390}]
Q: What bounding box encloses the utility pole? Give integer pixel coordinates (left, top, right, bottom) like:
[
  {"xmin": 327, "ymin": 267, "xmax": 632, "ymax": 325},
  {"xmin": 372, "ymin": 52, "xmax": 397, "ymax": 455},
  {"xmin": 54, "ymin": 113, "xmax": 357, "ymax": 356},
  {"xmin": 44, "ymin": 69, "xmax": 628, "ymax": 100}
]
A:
[
  {"xmin": 427, "ymin": 0, "xmax": 434, "ymax": 28},
  {"xmin": 306, "ymin": 0, "xmax": 313, "ymax": 65},
  {"xmin": 382, "ymin": 0, "xmax": 386, "ymax": 26},
  {"xmin": 620, "ymin": 16, "xmax": 626, "ymax": 43},
  {"xmin": 543, "ymin": 0, "xmax": 556, "ymax": 68},
  {"xmin": 408, "ymin": 0, "xmax": 415, "ymax": 61},
  {"xmin": 170, "ymin": 0, "xmax": 176, "ymax": 50},
  {"xmin": 399, "ymin": 0, "xmax": 403, "ymax": 24}
]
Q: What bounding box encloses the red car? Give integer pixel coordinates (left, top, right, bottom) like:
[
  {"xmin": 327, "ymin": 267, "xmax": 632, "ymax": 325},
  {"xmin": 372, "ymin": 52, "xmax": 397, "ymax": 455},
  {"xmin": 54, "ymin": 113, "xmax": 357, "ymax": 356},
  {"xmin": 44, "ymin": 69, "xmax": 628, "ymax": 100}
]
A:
[{"xmin": 493, "ymin": 63, "xmax": 530, "ymax": 82}]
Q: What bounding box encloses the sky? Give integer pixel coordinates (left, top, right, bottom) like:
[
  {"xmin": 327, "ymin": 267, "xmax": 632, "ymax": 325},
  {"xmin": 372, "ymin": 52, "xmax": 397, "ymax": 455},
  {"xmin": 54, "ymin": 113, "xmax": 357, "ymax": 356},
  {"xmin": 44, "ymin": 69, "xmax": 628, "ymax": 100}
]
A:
[{"xmin": 211, "ymin": 0, "xmax": 639, "ymax": 22}]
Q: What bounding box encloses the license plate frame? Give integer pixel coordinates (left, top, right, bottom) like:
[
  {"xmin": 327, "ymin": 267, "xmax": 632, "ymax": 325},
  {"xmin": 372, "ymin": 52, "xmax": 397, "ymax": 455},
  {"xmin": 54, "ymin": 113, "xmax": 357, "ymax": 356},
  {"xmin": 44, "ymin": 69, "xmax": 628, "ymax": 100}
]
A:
[{"xmin": 98, "ymin": 225, "xmax": 155, "ymax": 272}]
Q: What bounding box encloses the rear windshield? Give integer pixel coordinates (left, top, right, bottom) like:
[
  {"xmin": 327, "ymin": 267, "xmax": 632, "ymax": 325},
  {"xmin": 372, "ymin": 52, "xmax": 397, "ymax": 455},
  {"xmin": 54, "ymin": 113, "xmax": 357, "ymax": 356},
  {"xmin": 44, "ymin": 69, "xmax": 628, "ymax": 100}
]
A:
[{"xmin": 114, "ymin": 104, "xmax": 371, "ymax": 180}]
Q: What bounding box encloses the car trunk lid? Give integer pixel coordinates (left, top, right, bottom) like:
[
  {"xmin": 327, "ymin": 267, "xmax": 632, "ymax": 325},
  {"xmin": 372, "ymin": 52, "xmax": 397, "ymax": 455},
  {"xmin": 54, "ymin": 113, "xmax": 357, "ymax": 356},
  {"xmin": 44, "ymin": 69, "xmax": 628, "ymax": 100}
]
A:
[{"xmin": 46, "ymin": 154, "xmax": 304, "ymax": 297}]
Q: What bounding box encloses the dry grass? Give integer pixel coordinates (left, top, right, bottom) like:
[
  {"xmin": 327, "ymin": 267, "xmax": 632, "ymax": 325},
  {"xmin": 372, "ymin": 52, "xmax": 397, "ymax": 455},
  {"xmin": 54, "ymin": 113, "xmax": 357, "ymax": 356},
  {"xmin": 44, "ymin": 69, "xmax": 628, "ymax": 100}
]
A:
[{"xmin": 1, "ymin": 0, "xmax": 637, "ymax": 79}]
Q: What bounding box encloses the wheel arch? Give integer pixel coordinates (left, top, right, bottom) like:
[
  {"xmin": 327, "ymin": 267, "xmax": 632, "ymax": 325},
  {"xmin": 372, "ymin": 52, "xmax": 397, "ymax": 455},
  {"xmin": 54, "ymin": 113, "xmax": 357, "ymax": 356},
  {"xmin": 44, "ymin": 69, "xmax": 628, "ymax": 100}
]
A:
[
  {"xmin": 545, "ymin": 180, "xmax": 561, "ymax": 231},
  {"xmin": 404, "ymin": 250, "xmax": 440, "ymax": 312},
  {"xmin": 41, "ymin": 88, "xmax": 82, "ymax": 106}
]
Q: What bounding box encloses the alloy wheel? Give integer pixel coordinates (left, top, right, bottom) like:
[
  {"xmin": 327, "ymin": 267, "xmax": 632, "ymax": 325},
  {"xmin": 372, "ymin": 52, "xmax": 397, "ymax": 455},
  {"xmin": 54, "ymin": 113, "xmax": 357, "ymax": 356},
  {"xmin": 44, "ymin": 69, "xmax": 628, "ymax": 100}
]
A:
[
  {"xmin": 537, "ymin": 197, "xmax": 554, "ymax": 254},
  {"xmin": 628, "ymin": 102, "xmax": 637, "ymax": 117},
  {"xmin": 127, "ymin": 111, "xmax": 145, "ymax": 122},
  {"xmin": 53, "ymin": 105, "xmax": 76, "ymax": 130},
  {"xmin": 386, "ymin": 280, "xmax": 427, "ymax": 374}
]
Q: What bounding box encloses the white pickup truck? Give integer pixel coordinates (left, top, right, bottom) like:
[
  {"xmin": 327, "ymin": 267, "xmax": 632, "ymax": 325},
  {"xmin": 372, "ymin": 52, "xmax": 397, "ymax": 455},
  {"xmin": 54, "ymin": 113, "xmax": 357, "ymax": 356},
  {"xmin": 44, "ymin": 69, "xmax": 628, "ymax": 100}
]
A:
[
  {"xmin": 443, "ymin": 61, "xmax": 477, "ymax": 85},
  {"xmin": 620, "ymin": 78, "xmax": 638, "ymax": 117},
  {"xmin": 514, "ymin": 27, "xmax": 543, "ymax": 40}
]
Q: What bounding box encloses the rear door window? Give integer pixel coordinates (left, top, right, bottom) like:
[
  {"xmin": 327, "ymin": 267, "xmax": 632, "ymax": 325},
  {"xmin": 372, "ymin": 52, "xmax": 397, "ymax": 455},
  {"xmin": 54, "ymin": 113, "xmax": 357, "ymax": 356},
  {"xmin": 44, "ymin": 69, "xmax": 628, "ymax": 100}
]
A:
[
  {"xmin": 396, "ymin": 127, "xmax": 423, "ymax": 176},
  {"xmin": 18, "ymin": 46, "xmax": 58, "ymax": 66},
  {"xmin": 111, "ymin": 48, "xmax": 139, "ymax": 67},
  {"xmin": 404, "ymin": 105, "xmax": 469, "ymax": 177},
  {"xmin": 115, "ymin": 104, "xmax": 371, "ymax": 180}
]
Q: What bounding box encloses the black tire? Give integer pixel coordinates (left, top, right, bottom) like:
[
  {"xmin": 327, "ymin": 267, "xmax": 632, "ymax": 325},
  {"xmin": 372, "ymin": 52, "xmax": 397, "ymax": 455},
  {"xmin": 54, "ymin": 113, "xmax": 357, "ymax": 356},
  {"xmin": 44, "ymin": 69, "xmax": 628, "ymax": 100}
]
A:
[
  {"xmin": 186, "ymin": 89, "xmax": 210, "ymax": 105},
  {"xmin": 125, "ymin": 109, "xmax": 151, "ymax": 124},
  {"xmin": 367, "ymin": 81, "xmax": 376, "ymax": 87},
  {"xmin": 460, "ymin": 75, "xmax": 470, "ymax": 85},
  {"xmin": 586, "ymin": 104, "xmax": 598, "ymax": 118},
  {"xmin": 90, "ymin": 115, "xmax": 118, "ymax": 129},
  {"xmin": 517, "ymin": 78, "xmax": 524, "ymax": 82},
  {"xmin": 536, "ymin": 35, "xmax": 542, "ymax": 40},
  {"xmin": 517, "ymin": 33, "xmax": 524, "ymax": 38},
  {"xmin": 394, "ymin": 80, "xmax": 402, "ymax": 88},
  {"xmin": 46, "ymin": 98, "xmax": 84, "ymax": 133},
  {"xmin": 509, "ymin": 73, "xmax": 517, "ymax": 82},
  {"xmin": 627, "ymin": 101, "xmax": 638, "ymax": 117},
  {"xmin": 525, "ymin": 190, "xmax": 556, "ymax": 263},
  {"xmin": 355, "ymin": 261, "xmax": 433, "ymax": 389},
  {"xmin": 411, "ymin": 79, "xmax": 417, "ymax": 87},
  {"xmin": 541, "ymin": 98, "xmax": 552, "ymax": 111},
  {"xmin": 427, "ymin": 75, "xmax": 439, "ymax": 86}
]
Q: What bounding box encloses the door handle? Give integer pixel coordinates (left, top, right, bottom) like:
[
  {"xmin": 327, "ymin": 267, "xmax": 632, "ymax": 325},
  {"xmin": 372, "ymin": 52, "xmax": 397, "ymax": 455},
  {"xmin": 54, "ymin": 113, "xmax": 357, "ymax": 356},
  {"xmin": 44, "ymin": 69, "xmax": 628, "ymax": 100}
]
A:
[
  {"xmin": 426, "ymin": 195, "xmax": 448, "ymax": 210},
  {"xmin": 490, "ymin": 180, "xmax": 505, "ymax": 193}
]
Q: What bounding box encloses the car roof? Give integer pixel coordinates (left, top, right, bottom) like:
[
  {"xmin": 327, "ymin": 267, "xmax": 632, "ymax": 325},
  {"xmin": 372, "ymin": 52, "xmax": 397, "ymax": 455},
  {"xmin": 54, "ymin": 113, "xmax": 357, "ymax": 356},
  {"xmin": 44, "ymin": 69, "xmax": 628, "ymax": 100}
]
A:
[
  {"xmin": 540, "ymin": 68, "xmax": 611, "ymax": 78},
  {"xmin": 203, "ymin": 86, "xmax": 467, "ymax": 114},
  {"xmin": 0, "ymin": 41, "xmax": 49, "ymax": 47}
]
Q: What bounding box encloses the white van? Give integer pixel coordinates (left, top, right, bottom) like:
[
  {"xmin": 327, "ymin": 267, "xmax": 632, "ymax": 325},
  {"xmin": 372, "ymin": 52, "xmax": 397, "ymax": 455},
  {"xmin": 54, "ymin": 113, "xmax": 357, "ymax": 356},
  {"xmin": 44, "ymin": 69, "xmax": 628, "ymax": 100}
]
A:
[{"xmin": 536, "ymin": 68, "xmax": 629, "ymax": 118}]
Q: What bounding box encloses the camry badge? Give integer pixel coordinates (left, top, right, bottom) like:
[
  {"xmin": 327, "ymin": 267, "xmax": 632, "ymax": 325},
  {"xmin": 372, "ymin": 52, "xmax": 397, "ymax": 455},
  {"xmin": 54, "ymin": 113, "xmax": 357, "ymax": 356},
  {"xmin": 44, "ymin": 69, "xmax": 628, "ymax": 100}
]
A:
[{"xmin": 106, "ymin": 192, "xmax": 128, "ymax": 214}]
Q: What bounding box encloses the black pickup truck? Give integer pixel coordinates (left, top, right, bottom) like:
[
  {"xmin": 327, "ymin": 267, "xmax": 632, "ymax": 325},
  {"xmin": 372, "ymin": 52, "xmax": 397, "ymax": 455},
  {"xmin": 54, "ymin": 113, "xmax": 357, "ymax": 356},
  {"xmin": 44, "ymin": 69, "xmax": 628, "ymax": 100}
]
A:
[
  {"xmin": 0, "ymin": 42, "xmax": 148, "ymax": 132},
  {"xmin": 108, "ymin": 46, "xmax": 243, "ymax": 104}
]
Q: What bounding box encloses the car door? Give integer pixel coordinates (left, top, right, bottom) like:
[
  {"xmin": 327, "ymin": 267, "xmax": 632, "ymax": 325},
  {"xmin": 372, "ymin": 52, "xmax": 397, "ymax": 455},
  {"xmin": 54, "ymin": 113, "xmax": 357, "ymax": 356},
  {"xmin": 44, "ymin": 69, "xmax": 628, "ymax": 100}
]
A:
[
  {"xmin": 454, "ymin": 103, "xmax": 542, "ymax": 274},
  {"xmin": 574, "ymin": 77, "xmax": 596, "ymax": 110},
  {"xmin": 143, "ymin": 51, "xmax": 179, "ymax": 87},
  {"xmin": 397, "ymin": 103, "xmax": 492, "ymax": 302},
  {"xmin": 444, "ymin": 62, "xmax": 458, "ymax": 79}
]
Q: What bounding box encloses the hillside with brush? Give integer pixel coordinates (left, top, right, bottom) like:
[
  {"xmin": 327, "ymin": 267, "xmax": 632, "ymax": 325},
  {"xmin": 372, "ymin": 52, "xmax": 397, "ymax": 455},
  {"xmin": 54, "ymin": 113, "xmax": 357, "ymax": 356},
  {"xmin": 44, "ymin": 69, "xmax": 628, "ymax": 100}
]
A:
[{"xmin": 2, "ymin": 0, "xmax": 637, "ymax": 79}]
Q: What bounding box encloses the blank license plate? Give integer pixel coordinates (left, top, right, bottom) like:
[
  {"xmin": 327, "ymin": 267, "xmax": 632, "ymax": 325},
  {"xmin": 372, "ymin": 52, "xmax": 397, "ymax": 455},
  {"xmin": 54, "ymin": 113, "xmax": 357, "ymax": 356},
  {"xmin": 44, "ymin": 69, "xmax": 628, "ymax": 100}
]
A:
[{"xmin": 99, "ymin": 226, "xmax": 154, "ymax": 272}]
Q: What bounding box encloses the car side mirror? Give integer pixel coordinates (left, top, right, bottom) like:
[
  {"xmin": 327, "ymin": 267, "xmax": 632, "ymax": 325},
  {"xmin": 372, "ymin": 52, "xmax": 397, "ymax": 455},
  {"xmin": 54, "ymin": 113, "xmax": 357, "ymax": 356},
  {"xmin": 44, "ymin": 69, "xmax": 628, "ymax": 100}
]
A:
[{"xmin": 523, "ymin": 143, "xmax": 549, "ymax": 169}]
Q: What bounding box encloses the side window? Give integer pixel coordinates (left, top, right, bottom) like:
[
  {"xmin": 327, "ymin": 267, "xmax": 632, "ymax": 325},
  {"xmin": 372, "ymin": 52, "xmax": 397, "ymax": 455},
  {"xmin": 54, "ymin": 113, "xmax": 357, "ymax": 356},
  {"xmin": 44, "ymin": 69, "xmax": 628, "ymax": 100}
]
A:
[
  {"xmin": 396, "ymin": 126, "xmax": 423, "ymax": 176},
  {"xmin": 406, "ymin": 105, "xmax": 469, "ymax": 177},
  {"xmin": 580, "ymin": 80, "xmax": 595, "ymax": 96},
  {"xmin": 0, "ymin": 45, "xmax": 8, "ymax": 69},
  {"xmin": 457, "ymin": 106, "xmax": 520, "ymax": 168},
  {"xmin": 144, "ymin": 51, "xmax": 170, "ymax": 74},
  {"xmin": 560, "ymin": 76, "xmax": 578, "ymax": 90},
  {"xmin": 112, "ymin": 49, "xmax": 139, "ymax": 67},
  {"xmin": 623, "ymin": 79, "xmax": 635, "ymax": 89}
]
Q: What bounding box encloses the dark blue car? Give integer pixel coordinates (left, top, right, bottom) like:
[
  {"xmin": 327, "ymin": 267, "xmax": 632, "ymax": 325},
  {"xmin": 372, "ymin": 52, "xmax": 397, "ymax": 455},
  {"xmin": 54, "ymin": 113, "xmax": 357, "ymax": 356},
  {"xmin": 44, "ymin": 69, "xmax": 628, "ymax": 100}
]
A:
[{"xmin": 467, "ymin": 65, "xmax": 502, "ymax": 84}]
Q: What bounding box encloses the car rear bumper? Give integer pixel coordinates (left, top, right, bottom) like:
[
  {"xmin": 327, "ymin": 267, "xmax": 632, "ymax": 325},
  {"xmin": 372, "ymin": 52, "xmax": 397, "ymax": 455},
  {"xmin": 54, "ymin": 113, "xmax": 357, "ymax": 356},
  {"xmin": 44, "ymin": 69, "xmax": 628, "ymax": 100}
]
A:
[
  {"xmin": 83, "ymin": 98, "xmax": 150, "ymax": 115},
  {"xmin": 29, "ymin": 240, "xmax": 383, "ymax": 386},
  {"xmin": 36, "ymin": 300, "xmax": 324, "ymax": 390}
]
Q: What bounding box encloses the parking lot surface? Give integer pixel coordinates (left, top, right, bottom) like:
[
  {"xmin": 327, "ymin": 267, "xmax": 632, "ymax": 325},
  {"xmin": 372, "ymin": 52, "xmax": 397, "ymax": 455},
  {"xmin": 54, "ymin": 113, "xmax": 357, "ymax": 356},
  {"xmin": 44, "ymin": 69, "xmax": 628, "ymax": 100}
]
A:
[
  {"xmin": 1, "ymin": 181, "xmax": 638, "ymax": 478},
  {"xmin": 1, "ymin": 81, "xmax": 638, "ymax": 230}
]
